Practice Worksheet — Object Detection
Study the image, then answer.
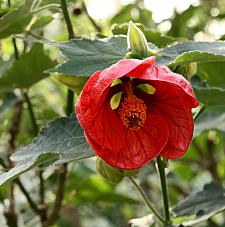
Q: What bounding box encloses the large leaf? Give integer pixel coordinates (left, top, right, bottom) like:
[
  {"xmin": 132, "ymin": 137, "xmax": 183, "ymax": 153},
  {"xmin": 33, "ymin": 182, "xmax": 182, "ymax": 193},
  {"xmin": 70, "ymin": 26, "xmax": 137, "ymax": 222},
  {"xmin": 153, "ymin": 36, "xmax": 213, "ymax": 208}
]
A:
[
  {"xmin": 173, "ymin": 182, "xmax": 225, "ymax": 226},
  {"xmin": 112, "ymin": 23, "xmax": 184, "ymax": 48},
  {"xmin": 0, "ymin": 114, "xmax": 94, "ymax": 186},
  {"xmin": 0, "ymin": 44, "xmax": 56, "ymax": 89},
  {"xmin": 0, "ymin": 154, "xmax": 58, "ymax": 186},
  {"xmin": 157, "ymin": 41, "xmax": 225, "ymax": 66},
  {"xmin": 194, "ymin": 106, "xmax": 225, "ymax": 137},
  {"xmin": 0, "ymin": 0, "xmax": 34, "ymax": 38},
  {"xmin": 47, "ymin": 36, "xmax": 128, "ymax": 76},
  {"xmin": 198, "ymin": 61, "xmax": 225, "ymax": 89}
]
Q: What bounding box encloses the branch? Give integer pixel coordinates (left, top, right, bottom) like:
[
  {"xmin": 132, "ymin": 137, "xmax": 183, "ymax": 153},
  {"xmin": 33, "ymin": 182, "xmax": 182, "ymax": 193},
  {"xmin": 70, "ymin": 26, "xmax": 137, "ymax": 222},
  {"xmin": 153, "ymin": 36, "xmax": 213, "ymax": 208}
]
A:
[{"xmin": 45, "ymin": 164, "xmax": 68, "ymax": 226}]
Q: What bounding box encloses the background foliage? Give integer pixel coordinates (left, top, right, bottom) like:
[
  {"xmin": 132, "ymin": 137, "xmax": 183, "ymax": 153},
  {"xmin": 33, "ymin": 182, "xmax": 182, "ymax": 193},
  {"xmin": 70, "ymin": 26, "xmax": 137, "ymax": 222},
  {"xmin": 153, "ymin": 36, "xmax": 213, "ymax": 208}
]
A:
[{"xmin": 0, "ymin": 0, "xmax": 225, "ymax": 226}]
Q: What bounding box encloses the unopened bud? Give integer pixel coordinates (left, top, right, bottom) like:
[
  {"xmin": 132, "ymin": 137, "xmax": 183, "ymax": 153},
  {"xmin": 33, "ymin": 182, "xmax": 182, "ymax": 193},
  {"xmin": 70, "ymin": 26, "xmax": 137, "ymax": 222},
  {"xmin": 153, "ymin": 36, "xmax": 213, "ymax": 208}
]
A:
[
  {"xmin": 53, "ymin": 73, "xmax": 87, "ymax": 93},
  {"xmin": 127, "ymin": 21, "xmax": 149, "ymax": 59},
  {"xmin": 96, "ymin": 158, "xmax": 124, "ymax": 183},
  {"xmin": 96, "ymin": 158, "xmax": 139, "ymax": 183}
]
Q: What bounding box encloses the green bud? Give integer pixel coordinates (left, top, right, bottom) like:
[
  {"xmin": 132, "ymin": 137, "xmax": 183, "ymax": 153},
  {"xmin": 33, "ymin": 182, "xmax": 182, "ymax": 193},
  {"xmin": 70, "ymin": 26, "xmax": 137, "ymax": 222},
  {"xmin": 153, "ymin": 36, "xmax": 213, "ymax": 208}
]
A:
[
  {"xmin": 53, "ymin": 73, "xmax": 87, "ymax": 93},
  {"xmin": 96, "ymin": 158, "xmax": 140, "ymax": 183},
  {"xmin": 127, "ymin": 21, "xmax": 149, "ymax": 59},
  {"xmin": 96, "ymin": 158, "xmax": 124, "ymax": 183},
  {"xmin": 172, "ymin": 62, "xmax": 198, "ymax": 81}
]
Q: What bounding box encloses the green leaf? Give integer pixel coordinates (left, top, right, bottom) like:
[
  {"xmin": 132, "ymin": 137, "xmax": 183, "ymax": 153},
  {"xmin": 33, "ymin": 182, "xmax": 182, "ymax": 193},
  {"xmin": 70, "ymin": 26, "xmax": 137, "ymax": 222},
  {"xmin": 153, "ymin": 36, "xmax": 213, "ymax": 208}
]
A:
[
  {"xmin": 198, "ymin": 61, "xmax": 225, "ymax": 89},
  {"xmin": 173, "ymin": 182, "xmax": 225, "ymax": 226},
  {"xmin": 0, "ymin": 114, "xmax": 94, "ymax": 186},
  {"xmin": 157, "ymin": 41, "xmax": 225, "ymax": 66},
  {"xmin": 193, "ymin": 86, "xmax": 225, "ymax": 107},
  {"xmin": 194, "ymin": 106, "xmax": 225, "ymax": 137},
  {"xmin": 0, "ymin": 44, "xmax": 56, "ymax": 89},
  {"xmin": 0, "ymin": 154, "xmax": 58, "ymax": 186},
  {"xmin": 112, "ymin": 23, "xmax": 184, "ymax": 48},
  {"xmin": 47, "ymin": 36, "xmax": 128, "ymax": 76},
  {"xmin": 0, "ymin": 0, "xmax": 34, "ymax": 38}
]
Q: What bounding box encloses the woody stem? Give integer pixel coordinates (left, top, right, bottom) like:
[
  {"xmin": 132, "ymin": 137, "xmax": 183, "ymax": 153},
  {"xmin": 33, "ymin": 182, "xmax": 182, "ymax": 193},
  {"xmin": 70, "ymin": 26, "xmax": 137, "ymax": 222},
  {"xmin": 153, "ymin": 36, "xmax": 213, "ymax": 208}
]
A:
[
  {"xmin": 128, "ymin": 176, "xmax": 166, "ymax": 224},
  {"xmin": 156, "ymin": 156, "xmax": 171, "ymax": 225}
]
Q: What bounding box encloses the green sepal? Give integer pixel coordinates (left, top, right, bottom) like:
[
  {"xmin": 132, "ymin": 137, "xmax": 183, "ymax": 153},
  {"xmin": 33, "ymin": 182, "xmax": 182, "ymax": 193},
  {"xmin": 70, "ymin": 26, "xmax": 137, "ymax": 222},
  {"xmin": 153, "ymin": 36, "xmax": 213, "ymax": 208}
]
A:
[
  {"xmin": 137, "ymin": 83, "xmax": 156, "ymax": 95},
  {"xmin": 110, "ymin": 91, "xmax": 123, "ymax": 110}
]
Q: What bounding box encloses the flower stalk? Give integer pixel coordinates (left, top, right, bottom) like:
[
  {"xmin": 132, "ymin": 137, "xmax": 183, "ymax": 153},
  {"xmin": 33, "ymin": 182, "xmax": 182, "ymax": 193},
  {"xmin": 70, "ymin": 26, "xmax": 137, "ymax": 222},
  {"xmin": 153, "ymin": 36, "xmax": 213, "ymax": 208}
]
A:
[
  {"xmin": 156, "ymin": 156, "xmax": 171, "ymax": 225},
  {"xmin": 128, "ymin": 176, "xmax": 166, "ymax": 224}
]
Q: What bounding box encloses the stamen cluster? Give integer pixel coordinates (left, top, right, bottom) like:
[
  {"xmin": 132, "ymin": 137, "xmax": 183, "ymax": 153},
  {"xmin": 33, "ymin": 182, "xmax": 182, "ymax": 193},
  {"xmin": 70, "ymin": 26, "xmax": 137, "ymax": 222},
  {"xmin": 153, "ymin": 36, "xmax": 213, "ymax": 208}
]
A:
[{"xmin": 119, "ymin": 96, "xmax": 147, "ymax": 130}]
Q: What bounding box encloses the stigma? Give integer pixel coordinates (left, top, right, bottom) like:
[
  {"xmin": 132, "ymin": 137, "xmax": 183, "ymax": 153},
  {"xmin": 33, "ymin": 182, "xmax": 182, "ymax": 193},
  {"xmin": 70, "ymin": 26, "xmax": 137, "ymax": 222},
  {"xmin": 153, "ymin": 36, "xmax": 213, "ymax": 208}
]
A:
[{"xmin": 119, "ymin": 96, "xmax": 147, "ymax": 130}]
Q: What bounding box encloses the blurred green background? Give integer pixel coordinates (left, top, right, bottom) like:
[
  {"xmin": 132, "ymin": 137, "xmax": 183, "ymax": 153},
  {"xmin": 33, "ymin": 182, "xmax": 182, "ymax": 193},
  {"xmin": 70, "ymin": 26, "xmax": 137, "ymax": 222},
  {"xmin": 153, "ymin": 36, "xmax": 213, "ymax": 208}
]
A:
[{"xmin": 1, "ymin": 0, "xmax": 225, "ymax": 226}]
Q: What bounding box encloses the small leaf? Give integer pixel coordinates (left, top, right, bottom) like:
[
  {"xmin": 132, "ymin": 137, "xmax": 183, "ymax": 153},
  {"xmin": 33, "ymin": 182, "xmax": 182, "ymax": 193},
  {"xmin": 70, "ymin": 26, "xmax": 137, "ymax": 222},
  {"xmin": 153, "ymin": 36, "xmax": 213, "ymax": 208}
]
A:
[
  {"xmin": 110, "ymin": 91, "xmax": 123, "ymax": 110},
  {"xmin": 137, "ymin": 83, "xmax": 155, "ymax": 95},
  {"xmin": 173, "ymin": 182, "xmax": 225, "ymax": 226}
]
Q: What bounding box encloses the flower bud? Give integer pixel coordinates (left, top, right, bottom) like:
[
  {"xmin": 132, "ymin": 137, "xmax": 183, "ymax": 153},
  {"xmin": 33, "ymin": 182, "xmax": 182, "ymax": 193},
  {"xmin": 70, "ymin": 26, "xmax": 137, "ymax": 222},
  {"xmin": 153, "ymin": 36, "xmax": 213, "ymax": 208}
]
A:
[
  {"xmin": 172, "ymin": 62, "xmax": 197, "ymax": 81},
  {"xmin": 96, "ymin": 158, "xmax": 124, "ymax": 183},
  {"xmin": 96, "ymin": 158, "xmax": 140, "ymax": 183},
  {"xmin": 127, "ymin": 21, "xmax": 149, "ymax": 59},
  {"xmin": 53, "ymin": 73, "xmax": 87, "ymax": 93}
]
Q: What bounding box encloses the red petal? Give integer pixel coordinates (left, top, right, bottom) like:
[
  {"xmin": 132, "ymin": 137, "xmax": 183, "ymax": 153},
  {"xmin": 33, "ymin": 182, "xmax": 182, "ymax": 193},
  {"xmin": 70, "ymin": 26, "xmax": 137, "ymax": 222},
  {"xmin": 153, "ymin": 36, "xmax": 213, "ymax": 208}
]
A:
[
  {"xmin": 76, "ymin": 57, "xmax": 155, "ymax": 135},
  {"xmin": 128, "ymin": 65, "xmax": 199, "ymax": 109},
  {"xmin": 148, "ymin": 80, "xmax": 195, "ymax": 159},
  {"xmin": 83, "ymin": 103, "xmax": 169, "ymax": 169}
]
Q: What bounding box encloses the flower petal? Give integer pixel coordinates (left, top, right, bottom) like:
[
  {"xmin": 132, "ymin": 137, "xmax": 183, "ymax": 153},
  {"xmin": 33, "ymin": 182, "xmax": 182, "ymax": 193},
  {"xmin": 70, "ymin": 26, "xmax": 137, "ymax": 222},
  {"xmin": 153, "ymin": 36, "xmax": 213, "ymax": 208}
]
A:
[
  {"xmin": 147, "ymin": 80, "xmax": 195, "ymax": 158},
  {"xmin": 82, "ymin": 102, "xmax": 169, "ymax": 169},
  {"xmin": 128, "ymin": 65, "xmax": 199, "ymax": 109},
  {"xmin": 76, "ymin": 57, "xmax": 156, "ymax": 136}
]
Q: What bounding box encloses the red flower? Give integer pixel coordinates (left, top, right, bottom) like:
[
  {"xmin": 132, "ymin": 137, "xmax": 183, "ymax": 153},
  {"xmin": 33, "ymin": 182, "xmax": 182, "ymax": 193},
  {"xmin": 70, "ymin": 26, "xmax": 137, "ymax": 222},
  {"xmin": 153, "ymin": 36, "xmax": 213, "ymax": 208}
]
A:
[{"xmin": 76, "ymin": 57, "xmax": 199, "ymax": 170}]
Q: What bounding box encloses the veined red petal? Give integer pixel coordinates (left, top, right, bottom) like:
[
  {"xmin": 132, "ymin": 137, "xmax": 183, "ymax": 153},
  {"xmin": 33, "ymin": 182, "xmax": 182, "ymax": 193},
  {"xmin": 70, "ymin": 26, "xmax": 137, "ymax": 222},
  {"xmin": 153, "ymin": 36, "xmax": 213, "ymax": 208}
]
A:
[
  {"xmin": 83, "ymin": 103, "xmax": 169, "ymax": 169},
  {"xmin": 128, "ymin": 65, "xmax": 199, "ymax": 109},
  {"xmin": 148, "ymin": 80, "xmax": 195, "ymax": 158},
  {"xmin": 76, "ymin": 57, "xmax": 156, "ymax": 133}
]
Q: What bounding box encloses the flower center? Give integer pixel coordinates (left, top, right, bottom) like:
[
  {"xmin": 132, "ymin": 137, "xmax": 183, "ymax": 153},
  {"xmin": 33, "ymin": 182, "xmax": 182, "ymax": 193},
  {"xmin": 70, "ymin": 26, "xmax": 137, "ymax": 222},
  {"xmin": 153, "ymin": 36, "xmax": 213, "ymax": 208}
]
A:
[{"xmin": 118, "ymin": 96, "xmax": 147, "ymax": 130}]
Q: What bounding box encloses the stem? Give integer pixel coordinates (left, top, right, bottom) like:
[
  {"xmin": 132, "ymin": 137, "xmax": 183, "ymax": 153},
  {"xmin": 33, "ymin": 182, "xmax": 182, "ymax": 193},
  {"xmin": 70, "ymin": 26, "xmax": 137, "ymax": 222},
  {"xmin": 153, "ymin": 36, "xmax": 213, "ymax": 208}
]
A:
[
  {"xmin": 66, "ymin": 89, "xmax": 74, "ymax": 116},
  {"xmin": 23, "ymin": 91, "xmax": 39, "ymax": 135},
  {"xmin": 128, "ymin": 176, "xmax": 165, "ymax": 224},
  {"xmin": 15, "ymin": 179, "xmax": 39, "ymax": 213},
  {"xmin": 60, "ymin": 0, "xmax": 75, "ymax": 39},
  {"xmin": 156, "ymin": 156, "xmax": 171, "ymax": 224},
  {"xmin": 46, "ymin": 164, "xmax": 68, "ymax": 226},
  {"xmin": 44, "ymin": 1, "xmax": 75, "ymax": 226}
]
